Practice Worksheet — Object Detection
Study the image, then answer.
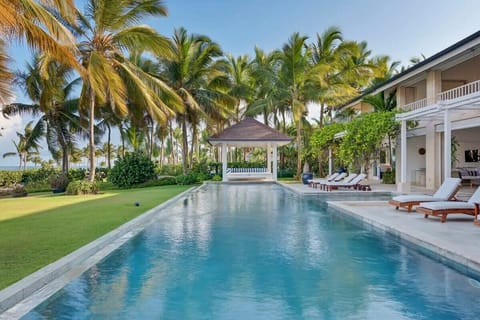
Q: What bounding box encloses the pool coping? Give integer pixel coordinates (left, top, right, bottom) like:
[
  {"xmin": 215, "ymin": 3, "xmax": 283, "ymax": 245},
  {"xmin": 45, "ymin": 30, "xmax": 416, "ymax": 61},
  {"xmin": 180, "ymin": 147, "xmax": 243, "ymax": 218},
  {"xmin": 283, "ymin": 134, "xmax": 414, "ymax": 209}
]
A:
[{"xmin": 0, "ymin": 185, "xmax": 199, "ymax": 319}]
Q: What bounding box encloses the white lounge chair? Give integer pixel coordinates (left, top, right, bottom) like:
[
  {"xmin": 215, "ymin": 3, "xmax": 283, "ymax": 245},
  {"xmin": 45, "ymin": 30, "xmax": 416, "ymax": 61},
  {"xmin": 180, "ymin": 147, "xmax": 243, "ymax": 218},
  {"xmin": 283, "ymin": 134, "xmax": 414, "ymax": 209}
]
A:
[
  {"xmin": 309, "ymin": 172, "xmax": 339, "ymax": 188},
  {"xmin": 388, "ymin": 177, "xmax": 461, "ymax": 213},
  {"xmin": 416, "ymin": 186, "xmax": 480, "ymax": 223},
  {"xmin": 323, "ymin": 173, "xmax": 366, "ymax": 191},
  {"xmin": 316, "ymin": 172, "xmax": 352, "ymax": 190}
]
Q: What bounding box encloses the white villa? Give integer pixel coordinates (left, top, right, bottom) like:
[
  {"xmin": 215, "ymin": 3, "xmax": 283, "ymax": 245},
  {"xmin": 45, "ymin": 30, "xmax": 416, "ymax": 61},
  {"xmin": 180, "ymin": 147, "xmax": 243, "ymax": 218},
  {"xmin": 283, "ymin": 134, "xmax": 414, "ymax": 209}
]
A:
[{"xmin": 342, "ymin": 31, "xmax": 480, "ymax": 191}]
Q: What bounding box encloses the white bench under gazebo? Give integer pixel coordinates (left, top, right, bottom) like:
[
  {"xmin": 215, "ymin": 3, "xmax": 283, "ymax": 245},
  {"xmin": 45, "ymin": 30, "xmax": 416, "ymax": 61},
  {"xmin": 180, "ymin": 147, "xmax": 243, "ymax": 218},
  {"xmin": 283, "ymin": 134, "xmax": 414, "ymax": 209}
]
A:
[{"xmin": 208, "ymin": 118, "xmax": 292, "ymax": 182}]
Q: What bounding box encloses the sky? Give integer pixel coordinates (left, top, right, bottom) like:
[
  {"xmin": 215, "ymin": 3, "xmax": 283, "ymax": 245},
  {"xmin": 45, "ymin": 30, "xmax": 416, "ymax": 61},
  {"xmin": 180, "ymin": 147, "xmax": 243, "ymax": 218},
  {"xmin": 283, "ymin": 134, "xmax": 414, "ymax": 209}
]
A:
[{"xmin": 1, "ymin": 0, "xmax": 480, "ymax": 166}]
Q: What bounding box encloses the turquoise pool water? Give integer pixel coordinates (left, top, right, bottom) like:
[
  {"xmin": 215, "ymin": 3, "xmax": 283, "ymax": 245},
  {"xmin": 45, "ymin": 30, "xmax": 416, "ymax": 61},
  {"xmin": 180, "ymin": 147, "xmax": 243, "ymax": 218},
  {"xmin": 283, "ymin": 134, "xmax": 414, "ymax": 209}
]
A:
[{"xmin": 24, "ymin": 184, "xmax": 480, "ymax": 319}]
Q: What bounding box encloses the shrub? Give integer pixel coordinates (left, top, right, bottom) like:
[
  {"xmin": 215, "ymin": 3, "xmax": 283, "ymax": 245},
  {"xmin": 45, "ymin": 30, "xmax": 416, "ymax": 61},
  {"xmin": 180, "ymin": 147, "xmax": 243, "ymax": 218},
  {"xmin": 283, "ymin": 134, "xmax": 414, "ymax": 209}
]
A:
[
  {"xmin": 22, "ymin": 167, "xmax": 56, "ymax": 185},
  {"xmin": 109, "ymin": 153, "xmax": 156, "ymax": 188},
  {"xmin": 136, "ymin": 176, "xmax": 177, "ymax": 188},
  {"xmin": 0, "ymin": 170, "xmax": 23, "ymax": 187},
  {"xmin": 49, "ymin": 172, "xmax": 69, "ymax": 190},
  {"xmin": 176, "ymin": 173, "xmax": 198, "ymax": 185},
  {"xmin": 382, "ymin": 170, "xmax": 396, "ymax": 184},
  {"xmin": 212, "ymin": 175, "xmax": 222, "ymax": 182},
  {"xmin": 278, "ymin": 169, "xmax": 295, "ymax": 178},
  {"xmin": 68, "ymin": 168, "xmax": 87, "ymax": 181},
  {"xmin": 195, "ymin": 172, "xmax": 211, "ymax": 182},
  {"xmin": 66, "ymin": 180, "xmax": 99, "ymax": 195},
  {"xmin": 95, "ymin": 167, "xmax": 109, "ymax": 181},
  {"xmin": 156, "ymin": 164, "xmax": 183, "ymax": 176},
  {"xmin": 24, "ymin": 181, "xmax": 51, "ymax": 193}
]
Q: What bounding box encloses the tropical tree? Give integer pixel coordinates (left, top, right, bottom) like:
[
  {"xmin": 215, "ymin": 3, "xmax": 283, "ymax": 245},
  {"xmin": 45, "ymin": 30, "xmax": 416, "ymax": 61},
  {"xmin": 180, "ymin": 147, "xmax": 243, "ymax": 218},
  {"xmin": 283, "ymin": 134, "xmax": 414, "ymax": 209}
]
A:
[
  {"xmin": 3, "ymin": 120, "xmax": 44, "ymax": 170},
  {"xmin": 223, "ymin": 54, "xmax": 254, "ymax": 121},
  {"xmin": 338, "ymin": 111, "xmax": 398, "ymax": 172},
  {"xmin": 158, "ymin": 27, "xmax": 234, "ymax": 173},
  {"xmin": 277, "ymin": 33, "xmax": 311, "ymax": 178},
  {"xmin": 0, "ymin": 0, "xmax": 80, "ymax": 104},
  {"xmin": 309, "ymin": 30, "xmax": 375, "ymax": 127},
  {"xmin": 3, "ymin": 55, "xmax": 83, "ymax": 173},
  {"xmin": 76, "ymin": 0, "xmax": 183, "ymax": 181},
  {"xmin": 245, "ymin": 47, "xmax": 281, "ymax": 126}
]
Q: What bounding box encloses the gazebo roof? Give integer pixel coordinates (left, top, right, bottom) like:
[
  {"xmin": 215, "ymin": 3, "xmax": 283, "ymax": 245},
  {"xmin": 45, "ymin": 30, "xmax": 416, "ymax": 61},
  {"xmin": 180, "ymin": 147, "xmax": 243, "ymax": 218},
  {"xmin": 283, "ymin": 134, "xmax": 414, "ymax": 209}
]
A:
[{"xmin": 208, "ymin": 118, "xmax": 292, "ymax": 147}]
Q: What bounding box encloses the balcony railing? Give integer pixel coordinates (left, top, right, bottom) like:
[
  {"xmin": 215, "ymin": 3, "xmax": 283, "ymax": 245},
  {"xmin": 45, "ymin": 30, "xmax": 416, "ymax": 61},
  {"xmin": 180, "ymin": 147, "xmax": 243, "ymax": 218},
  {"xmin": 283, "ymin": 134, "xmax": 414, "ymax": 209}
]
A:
[
  {"xmin": 401, "ymin": 98, "xmax": 427, "ymax": 112},
  {"xmin": 227, "ymin": 167, "xmax": 269, "ymax": 174},
  {"xmin": 439, "ymin": 79, "xmax": 480, "ymax": 101}
]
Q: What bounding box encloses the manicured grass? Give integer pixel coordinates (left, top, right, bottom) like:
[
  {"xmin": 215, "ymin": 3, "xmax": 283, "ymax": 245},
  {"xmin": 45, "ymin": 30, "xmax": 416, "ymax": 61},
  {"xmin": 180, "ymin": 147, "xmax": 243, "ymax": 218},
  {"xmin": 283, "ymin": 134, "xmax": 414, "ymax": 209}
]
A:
[{"xmin": 0, "ymin": 185, "xmax": 191, "ymax": 290}]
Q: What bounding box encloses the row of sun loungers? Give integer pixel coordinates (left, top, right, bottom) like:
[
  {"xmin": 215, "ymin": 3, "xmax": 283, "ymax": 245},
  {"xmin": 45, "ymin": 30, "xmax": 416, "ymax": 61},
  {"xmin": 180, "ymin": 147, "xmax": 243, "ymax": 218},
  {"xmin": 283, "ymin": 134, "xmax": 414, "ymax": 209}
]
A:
[
  {"xmin": 308, "ymin": 172, "xmax": 369, "ymax": 191},
  {"xmin": 388, "ymin": 177, "xmax": 480, "ymax": 224}
]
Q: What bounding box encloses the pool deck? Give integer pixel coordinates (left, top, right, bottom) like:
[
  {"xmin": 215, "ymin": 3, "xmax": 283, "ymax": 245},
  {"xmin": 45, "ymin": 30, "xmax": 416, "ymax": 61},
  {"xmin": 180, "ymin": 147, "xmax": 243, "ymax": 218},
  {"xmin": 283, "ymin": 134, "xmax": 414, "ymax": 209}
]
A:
[{"xmin": 282, "ymin": 182, "xmax": 480, "ymax": 276}]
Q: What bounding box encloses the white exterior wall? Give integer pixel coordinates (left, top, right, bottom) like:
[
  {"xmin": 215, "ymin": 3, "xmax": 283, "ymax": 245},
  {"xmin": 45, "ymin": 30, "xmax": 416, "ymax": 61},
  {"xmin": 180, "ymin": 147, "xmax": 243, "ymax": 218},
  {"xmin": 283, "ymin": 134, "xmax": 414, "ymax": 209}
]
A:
[{"xmin": 406, "ymin": 136, "xmax": 427, "ymax": 185}]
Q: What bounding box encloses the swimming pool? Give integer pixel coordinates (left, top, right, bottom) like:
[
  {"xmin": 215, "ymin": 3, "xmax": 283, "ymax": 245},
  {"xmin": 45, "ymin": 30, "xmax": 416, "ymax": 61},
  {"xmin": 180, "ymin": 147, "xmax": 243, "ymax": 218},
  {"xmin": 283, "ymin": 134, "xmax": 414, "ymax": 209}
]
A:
[{"xmin": 24, "ymin": 184, "xmax": 480, "ymax": 319}]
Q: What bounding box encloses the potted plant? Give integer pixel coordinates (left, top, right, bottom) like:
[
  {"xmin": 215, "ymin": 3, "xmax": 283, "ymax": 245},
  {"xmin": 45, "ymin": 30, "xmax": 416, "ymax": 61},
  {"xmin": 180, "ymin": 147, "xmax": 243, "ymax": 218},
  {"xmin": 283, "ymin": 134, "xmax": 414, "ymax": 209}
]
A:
[{"xmin": 49, "ymin": 172, "xmax": 69, "ymax": 193}]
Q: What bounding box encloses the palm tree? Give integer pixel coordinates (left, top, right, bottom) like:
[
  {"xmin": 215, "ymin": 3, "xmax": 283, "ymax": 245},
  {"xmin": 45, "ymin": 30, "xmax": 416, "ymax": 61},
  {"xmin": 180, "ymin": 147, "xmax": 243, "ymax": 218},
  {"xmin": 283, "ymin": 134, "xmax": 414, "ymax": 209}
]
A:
[
  {"xmin": 158, "ymin": 27, "xmax": 234, "ymax": 172},
  {"xmin": 223, "ymin": 54, "xmax": 254, "ymax": 122},
  {"xmin": 3, "ymin": 121, "xmax": 44, "ymax": 170},
  {"xmin": 309, "ymin": 28, "xmax": 373, "ymax": 127},
  {"xmin": 0, "ymin": 0, "xmax": 80, "ymax": 103},
  {"xmin": 277, "ymin": 33, "xmax": 311, "ymax": 178},
  {"xmin": 76, "ymin": 0, "xmax": 183, "ymax": 181},
  {"xmin": 246, "ymin": 47, "xmax": 282, "ymax": 127},
  {"xmin": 3, "ymin": 55, "xmax": 83, "ymax": 173}
]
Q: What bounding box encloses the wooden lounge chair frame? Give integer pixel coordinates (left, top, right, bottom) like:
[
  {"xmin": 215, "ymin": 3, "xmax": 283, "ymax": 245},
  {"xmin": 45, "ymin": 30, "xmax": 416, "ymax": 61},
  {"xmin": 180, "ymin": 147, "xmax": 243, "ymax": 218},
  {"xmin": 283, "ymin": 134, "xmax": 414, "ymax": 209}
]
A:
[
  {"xmin": 416, "ymin": 202, "xmax": 479, "ymax": 223},
  {"xmin": 388, "ymin": 184, "xmax": 460, "ymax": 213}
]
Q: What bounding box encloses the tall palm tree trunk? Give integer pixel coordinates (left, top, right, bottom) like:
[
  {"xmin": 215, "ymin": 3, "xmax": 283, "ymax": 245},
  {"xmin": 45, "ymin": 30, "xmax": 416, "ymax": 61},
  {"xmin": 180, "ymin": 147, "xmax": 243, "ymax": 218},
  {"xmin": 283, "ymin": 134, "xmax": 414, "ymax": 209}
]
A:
[
  {"xmin": 189, "ymin": 124, "xmax": 197, "ymax": 168},
  {"xmin": 107, "ymin": 123, "xmax": 111, "ymax": 169},
  {"xmin": 181, "ymin": 116, "xmax": 189, "ymax": 173},
  {"xmin": 55, "ymin": 122, "xmax": 70, "ymax": 173},
  {"xmin": 160, "ymin": 137, "xmax": 164, "ymax": 168},
  {"xmin": 169, "ymin": 120, "xmax": 175, "ymax": 165},
  {"xmin": 296, "ymin": 120, "xmax": 302, "ymax": 179},
  {"xmin": 319, "ymin": 103, "xmax": 325, "ymax": 128},
  {"xmin": 88, "ymin": 90, "xmax": 96, "ymax": 182}
]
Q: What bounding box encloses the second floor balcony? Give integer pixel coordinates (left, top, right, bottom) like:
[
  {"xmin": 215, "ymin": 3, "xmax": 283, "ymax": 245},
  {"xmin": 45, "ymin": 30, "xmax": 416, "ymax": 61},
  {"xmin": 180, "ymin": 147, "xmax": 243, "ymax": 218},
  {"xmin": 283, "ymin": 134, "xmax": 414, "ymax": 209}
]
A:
[{"xmin": 399, "ymin": 79, "xmax": 480, "ymax": 113}]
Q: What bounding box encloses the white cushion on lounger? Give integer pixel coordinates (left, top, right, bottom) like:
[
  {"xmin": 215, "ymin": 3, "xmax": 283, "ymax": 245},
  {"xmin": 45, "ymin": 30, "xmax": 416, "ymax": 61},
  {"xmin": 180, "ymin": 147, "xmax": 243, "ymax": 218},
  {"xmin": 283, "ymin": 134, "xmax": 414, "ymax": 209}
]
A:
[
  {"xmin": 432, "ymin": 177, "xmax": 461, "ymax": 199},
  {"xmin": 418, "ymin": 201, "xmax": 475, "ymax": 210},
  {"xmin": 391, "ymin": 195, "xmax": 445, "ymax": 202},
  {"xmin": 419, "ymin": 187, "xmax": 480, "ymax": 210},
  {"xmin": 392, "ymin": 177, "xmax": 461, "ymax": 202}
]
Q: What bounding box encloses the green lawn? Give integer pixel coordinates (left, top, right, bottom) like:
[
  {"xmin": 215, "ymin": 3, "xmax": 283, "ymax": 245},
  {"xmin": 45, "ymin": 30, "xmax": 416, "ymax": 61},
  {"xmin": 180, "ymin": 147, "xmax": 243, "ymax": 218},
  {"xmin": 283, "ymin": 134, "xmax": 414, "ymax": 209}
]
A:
[{"xmin": 0, "ymin": 185, "xmax": 191, "ymax": 289}]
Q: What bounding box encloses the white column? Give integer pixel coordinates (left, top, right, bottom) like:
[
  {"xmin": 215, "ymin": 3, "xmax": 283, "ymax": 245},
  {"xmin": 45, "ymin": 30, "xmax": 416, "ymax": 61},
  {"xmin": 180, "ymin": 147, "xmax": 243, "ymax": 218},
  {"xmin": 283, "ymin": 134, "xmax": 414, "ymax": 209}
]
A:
[
  {"xmin": 425, "ymin": 122, "xmax": 439, "ymax": 189},
  {"xmin": 222, "ymin": 143, "xmax": 227, "ymax": 182},
  {"xmin": 328, "ymin": 147, "xmax": 333, "ymax": 175},
  {"xmin": 267, "ymin": 143, "xmax": 272, "ymax": 173},
  {"xmin": 444, "ymin": 109, "xmax": 451, "ymax": 180},
  {"xmin": 398, "ymin": 120, "xmax": 409, "ymax": 192},
  {"xmin": 273, "ymin": 144, "xmax": 278, "ymax": 181}
]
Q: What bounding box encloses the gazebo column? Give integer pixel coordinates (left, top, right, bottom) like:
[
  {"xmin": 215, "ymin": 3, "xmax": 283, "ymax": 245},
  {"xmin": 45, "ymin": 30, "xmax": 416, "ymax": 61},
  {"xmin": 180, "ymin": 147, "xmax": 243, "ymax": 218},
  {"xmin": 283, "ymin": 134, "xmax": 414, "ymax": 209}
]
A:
[
  {"xmin": 273, "ymin": 144, "xmax": 278, "ymax": 181},
  {"xmin": 222, "ymin": 143, "xmax": 227, "ymax": 182},
  {"xmin": 267, "ymin": 143, "xmax": 272, "ymax": 173}
]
